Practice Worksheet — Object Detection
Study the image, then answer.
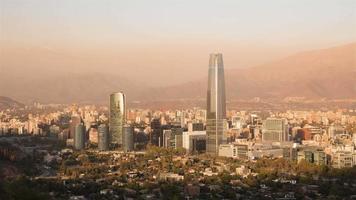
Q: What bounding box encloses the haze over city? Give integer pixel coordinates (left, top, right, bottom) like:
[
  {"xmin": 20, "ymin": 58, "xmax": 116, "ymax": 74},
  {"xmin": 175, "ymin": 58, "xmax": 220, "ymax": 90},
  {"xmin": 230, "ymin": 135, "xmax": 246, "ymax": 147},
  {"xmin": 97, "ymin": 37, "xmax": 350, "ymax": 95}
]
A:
[
  {"xmin": 1, "ymin": 1, "xmax": 356, "ymax": 200},
  {"xmin": 1, "ymin": 0, "xmax": 355, "ymax": 97}
]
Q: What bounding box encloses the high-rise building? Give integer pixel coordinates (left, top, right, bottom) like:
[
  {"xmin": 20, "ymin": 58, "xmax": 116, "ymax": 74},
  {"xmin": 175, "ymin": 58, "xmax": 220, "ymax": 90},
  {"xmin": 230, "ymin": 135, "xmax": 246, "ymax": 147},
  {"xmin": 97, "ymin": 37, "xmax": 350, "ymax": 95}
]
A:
[
  {"xmin": 109, "ymin": 92, "xmax": 126, "ymax": 148},
  {"xmin": 163, "ymin": 128, "xmax": 183, "ymax": 148},
  {"xmin": 150, "ymin": 118, "xmax": 163, "ymax": 146},
  {"xmin": 98, "ymin": 124, "xmax": 109, "ymax": 151},
  {"xmin": 206, "ymin": 53, "xmax": 227, "ymax": 155},
  {"xmin": 262, "ymin": 118, "xmax": 289, "ymax": 142},
  {"xmin": 123, "ymin": 125, "xmax": 134, "ymax": 152},
  {"xmin": 69, "ymin": 115, "xmax": 81, "ymax": 139},
  {"xmin": 89, "ymin": 128, "xmax": 98, "ymax": 143},
  {"xmin": 74, "ymin": 123, "xmax": 86, "ymax": 150}
]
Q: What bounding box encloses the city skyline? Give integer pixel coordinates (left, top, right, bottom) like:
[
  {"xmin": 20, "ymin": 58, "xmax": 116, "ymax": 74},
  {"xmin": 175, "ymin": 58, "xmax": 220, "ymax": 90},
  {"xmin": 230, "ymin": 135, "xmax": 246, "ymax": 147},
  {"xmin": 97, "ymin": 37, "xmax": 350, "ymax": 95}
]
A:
[
  {"xmin": 0, "ymin": 1, "xmax": 356, "ymax": 199},
  {"xmin": 1, "ymin": 0, "xmax": 355, "ymax": 104}
]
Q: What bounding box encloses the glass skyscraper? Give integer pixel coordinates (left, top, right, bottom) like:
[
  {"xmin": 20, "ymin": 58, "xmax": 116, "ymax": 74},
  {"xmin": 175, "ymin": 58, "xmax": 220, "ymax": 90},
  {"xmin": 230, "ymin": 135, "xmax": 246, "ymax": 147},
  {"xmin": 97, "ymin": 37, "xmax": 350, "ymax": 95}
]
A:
[
  {"xmin": 74, "ymin": 123, "xmax": 86, "ymax": 150},
  {"xmin": 109, "ymin": 92, "xmax": 126, "ymax": 148},
  {"xmin": 206, "ymin": 53, "xmax": 227, "ymax": 155},
  {"xmin": 98, "ymin": 124, "xmax": 109, "ymax": 151},
  {"xmin": 123, "ymin": 124, "xmax": 134, "ymax": 152}
]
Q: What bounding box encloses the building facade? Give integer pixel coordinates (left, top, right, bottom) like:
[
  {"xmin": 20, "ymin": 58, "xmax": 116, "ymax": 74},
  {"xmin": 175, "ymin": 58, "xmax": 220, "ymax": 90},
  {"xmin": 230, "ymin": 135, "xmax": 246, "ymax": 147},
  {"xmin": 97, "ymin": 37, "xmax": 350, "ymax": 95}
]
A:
[
  {"xmin": 123, "ymin": 125, "xmax": 134, "ymax": 152},
  {"xmin": 150, "ymin": 118, "xmax": 163, "ymax": 146},
  {"xmin": 69, "ymin": 115, "xmax": 81, "ymax": 139},
  {"xmin": 332, "ymin": 151, "xmax": 353, "ymax": 168},
  {"xmin": 109, "ymin": 92, "xmax": 126, "ymax": 148},
  {"xmin": 206, "ymin": 53, "xmax": 227, "ymax": 155},
  {"xmin": 262, "ymin": 118, "xmax": 289, "ymax": 142},
  {"xmin": 297, "ymin": 149, "xmax": 328, "ymax": 165},
  {"xmin": 98, "ymin": 124, "xmax": 109, "ymax": 151},
  {"xmin": 74, "ymin": 123, "xmax": 86, "ymax": 150},
  {"xmin": 182, "ymin": 131, "xmax": 206, "ymax": 153}
]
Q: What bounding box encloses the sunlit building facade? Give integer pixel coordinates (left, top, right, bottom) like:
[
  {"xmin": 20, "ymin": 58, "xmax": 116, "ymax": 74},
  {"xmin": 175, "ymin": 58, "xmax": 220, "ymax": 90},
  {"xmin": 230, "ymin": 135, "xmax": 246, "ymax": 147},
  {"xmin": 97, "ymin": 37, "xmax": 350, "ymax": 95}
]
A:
[
  {"xmin": 206, "ymin": 53, "xmax": 227, "ymax": 155},
  {"xmin": 262, "ymin": 118, "xmax": 289, "ymax": 142},
  {"xmin": 109, "ymin": 92, "xmax": 126, "ymax": 148}
]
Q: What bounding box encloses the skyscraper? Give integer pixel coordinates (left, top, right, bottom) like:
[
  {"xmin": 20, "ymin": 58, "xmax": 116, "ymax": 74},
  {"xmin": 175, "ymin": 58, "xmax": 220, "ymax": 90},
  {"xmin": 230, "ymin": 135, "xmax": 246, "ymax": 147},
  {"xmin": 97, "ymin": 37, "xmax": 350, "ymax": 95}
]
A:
[
  {"xmin": 98, "ymin": 124, "xmax": 109, "ymax": 151},
  {"xmin": 206, "ymin": 53, "xmax": 227, "ymax": 155},
  {"xmin": 69, "ymin": 114, "xmax": 81, "ymax": 139},
  {"xmin": 109, "ymin": 92, "xmax": 126, "ymax": 148},
  {"xmin": 74, "ymin": 123, "xmax": 86, "ymax": 150},
  {"xmin": 150, "ymin": 118, "xmax": 162, "ymax": 146},
  {"xmin": 123, "ymin": 124, "xmax": 134, "ymax": 152}
]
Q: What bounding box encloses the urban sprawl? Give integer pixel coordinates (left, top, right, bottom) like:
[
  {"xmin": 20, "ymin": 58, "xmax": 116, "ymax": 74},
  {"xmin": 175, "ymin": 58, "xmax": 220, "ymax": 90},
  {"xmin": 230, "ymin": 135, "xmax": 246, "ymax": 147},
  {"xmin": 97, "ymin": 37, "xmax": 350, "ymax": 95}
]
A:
[{"xmin": 0, "ymin": 54, "xmax": 356, "ymax": 200}]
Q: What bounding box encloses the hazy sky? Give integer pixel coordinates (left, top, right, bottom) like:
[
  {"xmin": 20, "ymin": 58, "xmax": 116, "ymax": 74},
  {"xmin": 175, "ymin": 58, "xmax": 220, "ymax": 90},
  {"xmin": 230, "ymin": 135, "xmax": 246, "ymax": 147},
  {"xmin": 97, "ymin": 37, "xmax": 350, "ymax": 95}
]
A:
[{"xmin": 1, "ymin": 0, "xmax": 355, "ymax": 86}]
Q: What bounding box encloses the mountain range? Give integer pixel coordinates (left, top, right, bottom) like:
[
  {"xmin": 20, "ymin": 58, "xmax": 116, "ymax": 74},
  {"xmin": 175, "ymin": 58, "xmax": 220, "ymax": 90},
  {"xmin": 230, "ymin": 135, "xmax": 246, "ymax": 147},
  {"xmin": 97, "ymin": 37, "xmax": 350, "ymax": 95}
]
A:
[
  {"xmin": 0, "ymin": 42, "xmax": 355, "ymax": 104},
  {"xmin": 0, "ymin": 96, "xmax": 24, "ymax": 110},
  {"xmin": 142, "ymin": 42, "xmax": 356, "ymax": 101}
]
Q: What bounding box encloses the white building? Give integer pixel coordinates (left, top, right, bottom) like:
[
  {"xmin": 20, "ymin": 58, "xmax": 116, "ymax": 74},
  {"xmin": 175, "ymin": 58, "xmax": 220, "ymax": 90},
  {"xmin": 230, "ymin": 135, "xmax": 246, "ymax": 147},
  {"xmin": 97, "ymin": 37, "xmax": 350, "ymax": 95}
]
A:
[
  {"xmin": 218, "ymin": 144, "xmax": 237, "ymax": 158},
  {"xmin": 182, "ymin": 131, "xmax": 206, "ymax": 153},
  {"xmin": 218, "ymin": 143, "xmax": 249, "ymax": 159},
  {"xmin": 332, "ymin": 151, "xmax": 353, "ymax": 168}
]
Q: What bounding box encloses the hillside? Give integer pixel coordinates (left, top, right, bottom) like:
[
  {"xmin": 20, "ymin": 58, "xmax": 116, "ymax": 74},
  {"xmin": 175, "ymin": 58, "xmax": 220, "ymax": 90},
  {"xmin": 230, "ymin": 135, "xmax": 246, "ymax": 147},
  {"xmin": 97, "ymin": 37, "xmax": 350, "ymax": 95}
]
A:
[
  {"xmin": 0, "ymin": 96, "xmax": 24, "ymax": 110},
  {"xmin": 0, "ymin": 43, "xmax": 355, "ymax": 103},
  {"xmin": 0, "ymin": 73, "xmax": 145, "ymax": 104},
  {"xmin": 227, "ymin": 42, "xmax": 356, "ymax": 99},
  {"xmin": 146, "ymin": 42, "xmax": 356, "ymax": 101}
]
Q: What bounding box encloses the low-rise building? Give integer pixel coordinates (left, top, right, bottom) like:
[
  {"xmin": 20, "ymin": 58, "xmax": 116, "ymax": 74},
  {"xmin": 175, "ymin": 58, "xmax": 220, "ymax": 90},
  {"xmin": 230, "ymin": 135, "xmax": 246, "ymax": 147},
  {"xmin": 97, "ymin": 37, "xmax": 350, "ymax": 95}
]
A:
[
  {"xmin": 158, "ymin": 173, "xmax": 184, "ymax": 181},
  {"xmin": 332, "ymin": 151, "xmax": 353, "ymax": 168},
  {"xmin": 297, "ymin": 148, "xmax": 328, "ymax": 165}
]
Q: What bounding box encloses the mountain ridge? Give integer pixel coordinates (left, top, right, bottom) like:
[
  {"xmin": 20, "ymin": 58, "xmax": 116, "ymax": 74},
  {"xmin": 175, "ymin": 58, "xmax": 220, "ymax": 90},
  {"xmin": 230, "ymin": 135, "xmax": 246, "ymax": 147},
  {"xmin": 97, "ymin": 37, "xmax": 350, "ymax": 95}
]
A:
[
  {"xmin": 0, "ymin": 42, "xmax": 355, "ymax": 104},
  {"xmin": 143, "ymin": 42, "xmax": 356, "ymax": 101},
  {"xmin": 0, "ymin": 96, "xmax": 24, "ymax": 110}
]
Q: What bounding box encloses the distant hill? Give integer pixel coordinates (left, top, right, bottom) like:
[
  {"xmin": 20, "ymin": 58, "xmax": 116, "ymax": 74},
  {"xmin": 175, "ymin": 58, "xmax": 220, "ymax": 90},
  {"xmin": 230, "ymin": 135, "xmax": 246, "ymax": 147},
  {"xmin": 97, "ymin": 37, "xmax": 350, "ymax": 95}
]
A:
[
  {"xmin": 227, "ymin": 42, "xmax": 356, "ymax": 99},
  {"xmin": 146, "ymin": 42, "xmax": 356, "ymax": 100},
  {"xmin": 0, "ymin": 96, "xmax": 24, "ymax": 110},
  {"xmin": 0, "ymin": 72, "xmax": 145, "ymax": 104},
  {"xmin": 0, "ymin": 42, "xmax": 355, "ymax": 104}
]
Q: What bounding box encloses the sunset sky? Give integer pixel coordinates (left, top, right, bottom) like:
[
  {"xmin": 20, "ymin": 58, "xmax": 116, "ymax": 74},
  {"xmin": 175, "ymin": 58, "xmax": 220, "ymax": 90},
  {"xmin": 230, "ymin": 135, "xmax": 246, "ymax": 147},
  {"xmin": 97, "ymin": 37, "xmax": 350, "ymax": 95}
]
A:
[{"xmin": 1, "ymin": 0, "xmax": 355, "ymax": 86}]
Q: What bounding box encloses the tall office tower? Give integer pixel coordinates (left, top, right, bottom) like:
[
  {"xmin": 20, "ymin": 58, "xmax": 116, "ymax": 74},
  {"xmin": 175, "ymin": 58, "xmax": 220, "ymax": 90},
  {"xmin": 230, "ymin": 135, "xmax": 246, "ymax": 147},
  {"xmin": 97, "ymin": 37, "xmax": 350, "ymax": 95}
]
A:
[
  {"xmin": 69, "ymin": 114, "xmax": 81, "ymax": 139},
  {"xmin": 150, "ymin": 118, "xmax": 163, "ymax": 146},
  {"xmin": 163, "ymin": 130, "xmax": 172, "ymax": 148},
  {"xmin": 74, "ymin": 123, "xmax": 86, "ymax": 150},
  {"xmin": 123, "ymin": 125, "xmax": 134, "ymax": 152},
  {"xmin": 206, "ymin": 53, "xmax": 227, "ymax": 155},
  {"xmin": 262, "ymin": 118, "xmax": 289, "ymax": 142},
  {"xmin": 109, "ymin": 92, "xmax": 126, "ymax": 148},
  {"xmin": 163, "ymin": 128, "xmax": 183, "ymax": 148},
  {"xmin": 98, "ymin": 124, "xmax": 109, "ymax": 151}
]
